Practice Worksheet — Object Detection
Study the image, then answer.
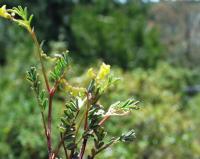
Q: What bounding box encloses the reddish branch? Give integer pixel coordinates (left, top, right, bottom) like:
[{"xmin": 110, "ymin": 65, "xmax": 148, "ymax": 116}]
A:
[
  {"xmin": 79, "ymin": 93, "xmax": 91, "ymax": 159},
  {"xmin": 99, "ymin": 115, "xmax": 110, "ymax": 126}
]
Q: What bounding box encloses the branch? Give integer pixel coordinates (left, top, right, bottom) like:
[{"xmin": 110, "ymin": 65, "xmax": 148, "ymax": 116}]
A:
[
  {"xmin": 79, "ymin": 93, "xmax": 90, "ymax": 159},
  {"xmin": 47, "ymin": 94, "xmax": 53, "ymax": 155},
  {"xmin": 91, "ymin": 138, "xmax": 119, "ymax": 159},
  {"xmin": 52, "ymin": 134, "xmax": 65, "ymax": 159},
  {"xmin": 98, "ymin": 115, "xmax": 110, "ymax": 126},
  {"xmin": 60, "ymin": 133, "xmax": 69, "ymax": 159},
  {"xmin": 29, "ymin": 29, "xmax": 50, "ymax": 92}
]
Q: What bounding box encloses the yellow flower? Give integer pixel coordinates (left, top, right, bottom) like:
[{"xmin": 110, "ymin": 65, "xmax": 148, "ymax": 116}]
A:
[
  {"xmin": 87, "ymin": 68, "xmax": 96, "ymax": 79},
  {"xmin": 96, "ymin": 63, "xmax": 110, "ymax": 80},
  {"xmin": 0, "ymin": 5, "xmax": 11, "ymax": 19},
  {"xmin": 61, "ymin": 79, "xmax": 86, "ymax": 97}
]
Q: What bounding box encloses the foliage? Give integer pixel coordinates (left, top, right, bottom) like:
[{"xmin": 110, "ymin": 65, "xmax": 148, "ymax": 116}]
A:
[
  {"xmin": 0, "ymin": 0, "xmax": 163, "ymax": 69},
  {"xmin": 70, "ymin": 0, "xmax": 163, "ymax": 69},
  {"xmin": 1, "ymin": 42, "xmax": 200, "ymax": 158},
  {"xmin": 0, "ymin": 2, "xmax": 200, "ymax": 159},
  {"xmin": 0, "ymin": 5, "xmax": 139, "ymax": 159},
  {"xmin": 96, "ymin": 62, "xmax": 200, "ymax": 159}
]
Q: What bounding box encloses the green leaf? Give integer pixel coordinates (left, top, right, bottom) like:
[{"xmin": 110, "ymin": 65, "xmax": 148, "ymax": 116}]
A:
[
  {"xmin": 50, "ymin": 52, "xmax": 70, "ymax": 81},
  {"xmin": 107, "ymin": 98, "xmax": 139, "ymax": 116},
  {"xmin": 10, "ymin": 6, "xmax": 33, "ymax": 31},
  {"xmin": 120, "ymin": 129, "xmax": 136, "ymax": 142},
  {"xmin": 26, "ymin": 67, "xmax": 40, "ymax": 95},
  {"xmin": 59, "ymin": 98, "xmax": 79, "ymax": 151},
  {"xmin": 27, "ymin": 68, "xmax": 48, "ymax": 111}
]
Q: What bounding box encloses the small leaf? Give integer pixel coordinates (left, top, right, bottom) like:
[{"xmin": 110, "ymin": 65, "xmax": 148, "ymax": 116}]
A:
[
  {"xmin": 107, "ymin": 98, "xmax": 139, "ymax": 116},
  {"xmin": 10, "ymin": 6, "xmax": 33, "ymax": 31},
  {"xmin": 120, "ymin": 129, "xmax": 136, "ymax": 142},
  {"xmin": 42, "ymin": 98, "xmax": 48, "ymax": 110},
  {"xmin": 50, "ymin": 52, "xmax": 70, "ymax": 81}
]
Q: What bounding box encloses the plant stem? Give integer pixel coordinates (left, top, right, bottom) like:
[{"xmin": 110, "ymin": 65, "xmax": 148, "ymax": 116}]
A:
[
  {"xmin": 47, "ymin": 93, "xmax": 53, "ymax": 156},
  {"xmin": 60, "ymin": 133, "xmax": 69, "ymax": 159},
  {"xmin": 75, "ymin": 99, "xmax": 87, "ymax": 141},
  {"xmin": 52, "ymin": 135, "xmax": 65, "ymax": 159},
  {"xmin": 98, "ymin": 115, "xmax": 110, "ymax": 126},
  {"xmin": 29, "ymin": 29, "xmax": 50, "ymax": 92},
  {"xmin": 41, "ymin": 112, "xmax": 48, "ymax": 142},
  {"xmin": 91, "ymin": 138, "xmax": 119, "ymax": 159},
  {"xmin": 79, "ymin": 94, "xmax": 90, "ymax": 159},
  {"xmin": 79, "ymin": 138, "xmax": 88, "ymax": 159},
  {"xmin": 27, "ymin": 27, "xmax": 53, "ymax": 157},
  {"xmin": 47, "ymin": 80, "xmax": 63, "ymax": 157}
]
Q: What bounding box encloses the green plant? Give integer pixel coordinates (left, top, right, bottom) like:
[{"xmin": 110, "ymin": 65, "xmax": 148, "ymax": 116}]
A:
[
  {"xmin": 0, "ymin": 5, "xmax": 139, "ymax": 159},
  {"xmin": 70, "ymin": 0, "xmax": 163, "ymax": 69}
]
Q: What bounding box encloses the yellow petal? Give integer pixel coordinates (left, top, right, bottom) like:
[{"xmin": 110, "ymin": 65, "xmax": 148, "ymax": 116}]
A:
[
  {"xmin": 61, "ymin": 79, "xmax": 86, "ymax": 97},
  {"xmin": 96, "ymin": 63, "xmax": 110, "ymax": 80},
  {"xmin": 0, "ymin": 5, "xmax": 11, "ymax": 19},
  {"xmin": 87, "ymin": 68, "xmax": 96, "ymax": 79}
]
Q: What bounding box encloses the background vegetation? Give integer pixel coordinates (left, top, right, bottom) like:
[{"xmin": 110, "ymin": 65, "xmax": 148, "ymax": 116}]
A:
[{"xmin": 0, "ymin": 0, "xmax": 200, "ymax": 158}]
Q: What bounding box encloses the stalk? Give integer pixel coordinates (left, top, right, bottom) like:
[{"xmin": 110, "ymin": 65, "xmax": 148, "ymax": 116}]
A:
[
  {"xmin": 29, "ymin": 29, "xmax": 53, "ymax": 157},
  {"xmin": 41, "ymin": 112, "xmax": 48, "ymax": 143},
  {"xmin": 29, "ymin": 29, "xmax": 50, "ymax": 92},
  {"xmin": 79, "ymin": 94, "xmax": 90, "ymax": 159},
  {"xmin": 98, "ymin": 115, "xmax": 110, "ymax": 126},
  {"xmin": 60, "ymin": 133, "xmax": 69, "ymax": 159},
  {"xmin": 90, "ymin": 138, "xmax": 119, "ymax": 159},
  {"xmin": 47, "ymin": 94, "xmax": 53, "ymax": 157}
]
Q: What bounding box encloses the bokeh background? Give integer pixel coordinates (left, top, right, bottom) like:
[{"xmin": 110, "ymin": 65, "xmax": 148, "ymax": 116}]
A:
[{"xmin": 1, "ymin": 0, "xmax": 200, "ymax": 158}]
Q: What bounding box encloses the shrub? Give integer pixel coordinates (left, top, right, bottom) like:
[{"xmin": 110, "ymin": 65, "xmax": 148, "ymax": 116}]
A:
[{"xmin": 0, "ymin": 5, "xmax": 139, "ymax": 159}]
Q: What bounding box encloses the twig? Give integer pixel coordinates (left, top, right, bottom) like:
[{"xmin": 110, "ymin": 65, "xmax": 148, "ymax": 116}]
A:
[
  {"xmin": 29, "ymin": 29, "xmax": 50, "ymax": 92},
  {"xmin": 79, "ymin": 93, "xmax": 90, "ymax": 159},
  {"xmin": 47, "ymin": 94, "xmax": 53, "ymax": 156},
  {"xmin": 75, "ymin": 102, "xmax": 87, "ymax": 141},
  {"xmin": 90, "ymin": 138, "xmax": 119, "ymax": 159},
  {"xmin": 60, "ymin": 133, "xmax": 69, "ymax": 159},
  {"xmin": 52, "ymin": 134, "xmax": 65, "ymax": 159},
  {"xmin": 41, "ymin": 112, "xmax": 48, "ymax": 140},
  {"xmin": 98, "ymin": 115, "xmax": 110, "ymax": 126},
  {"xmin": 79, "ymin": 138, "xmax": 88, "ymax": 159}
]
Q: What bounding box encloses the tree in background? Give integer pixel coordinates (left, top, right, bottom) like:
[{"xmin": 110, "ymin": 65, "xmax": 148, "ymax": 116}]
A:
[
  {"xmin": 150, "ymin": 1, "xmax": 200, "ymax": 67},
  {"xmin": 69, "ymin": 0, "xmax": 163, "ymax": 69},
  {"xmin": 0, "ymin": 0, "xmax": 163, "ymax": 69}
]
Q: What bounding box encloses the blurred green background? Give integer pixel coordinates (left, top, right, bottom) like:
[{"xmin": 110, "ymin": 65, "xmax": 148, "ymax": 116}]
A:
[{"xmin": 0, "ymin": 0, "xmax": 200, "ymax": 158}]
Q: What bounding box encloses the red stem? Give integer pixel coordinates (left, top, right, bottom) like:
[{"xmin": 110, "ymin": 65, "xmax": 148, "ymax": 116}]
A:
[
  {"xmin": 98, "ymin": 115, "xmax": 110, "ymax": 126},
  {"xmin": 79, "ymin": 138, "xmax": 88, "ymax": 159},
  {"xmin": 47, "ymin": 83, "xmax": 61, "ymax": 159},
  {"xmin": 79, "ymin": 115, "xmax": 110, "ymax": 159},
  {"xmin": 79, "ymin": 112, "xmax": 89, "ymax": 159},
  {"xmin": 41, "ymin": 112, "xmax": 48, "ymax": 143},
  {"xmin": 30, "ymin": 30, "xmax": 50, "ymax": 92},
  {"xmin": 52, "ymin": 135, "xmax": 65, "ymax": 159},
  {"xmin": 47, "ymin": 90, "xmax": 55, "ymax": 158},
  {"xmin": 79, "ymin": 94, "xmax": 90, "ymax": 159},
  {"xmin": 47, "ymin": 96, "xmax": 52, "ymax": 156}
]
